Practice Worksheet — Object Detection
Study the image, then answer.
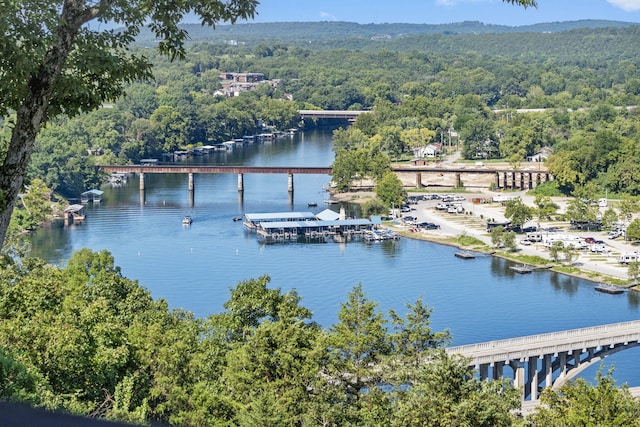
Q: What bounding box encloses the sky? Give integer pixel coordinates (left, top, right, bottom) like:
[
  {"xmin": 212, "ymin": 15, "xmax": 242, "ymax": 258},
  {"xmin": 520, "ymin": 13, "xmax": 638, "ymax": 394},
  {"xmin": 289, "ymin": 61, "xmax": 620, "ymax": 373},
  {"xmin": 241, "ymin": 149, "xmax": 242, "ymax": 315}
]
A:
[{"xmin": 237, "ymin": 0, "xmax": 640, "ymax": 26}]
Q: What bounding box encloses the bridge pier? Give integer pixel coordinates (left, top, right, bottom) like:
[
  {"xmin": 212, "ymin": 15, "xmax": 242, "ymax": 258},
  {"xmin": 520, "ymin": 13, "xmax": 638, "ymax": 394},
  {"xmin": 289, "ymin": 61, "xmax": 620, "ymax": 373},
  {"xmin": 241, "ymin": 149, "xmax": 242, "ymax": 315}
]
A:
[
  {"xmin": 520, "ymin": 172, "xmax": 525, "ymax": 190},
  {"xmin": 526, "ymin": 357, "xmax": 539, "ymax": 400},
  {"xmin": 139, "ymin": 172, "xmax": 145, "ymax": 190},
  {"xmin": 495, "ymin": 172, "xmax": 500, "ymax": 189},
  {"xmin": 288, "ymin": 173, "xmax": 294, "ymax": 193},
  {"xmin": 416, "ymin": 172, "xmax": 422, "ymax": 189},
  {"xmin": 237, "ymin": 173, "xmax": 244, "ymax": 192},
  {"xmin": 528, "ymin": 173, "xmax": 533, "ymax": 189},
  {"xmin": 455, "ymin": 172, "xmax": 462, "ymax": 188},
  {"xmin": 188, "ymin": 173, "xmax": 194, "ymax": 191}
]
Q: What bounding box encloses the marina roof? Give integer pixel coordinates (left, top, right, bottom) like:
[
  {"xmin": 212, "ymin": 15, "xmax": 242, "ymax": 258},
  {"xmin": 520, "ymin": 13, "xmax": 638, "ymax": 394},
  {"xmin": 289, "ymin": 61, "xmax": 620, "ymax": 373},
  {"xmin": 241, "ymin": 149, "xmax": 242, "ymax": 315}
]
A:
[
  {"xmin": 244, "ymin": 212, "xmax": 317, "ymax": 222},
  {"xmin": 259, "ymin": 218, "xmax": 372, "ymax": 229},
  {"xmin": 81, "ymin": 189, "xmax": 104, "ymax": 196},
  {"xmin": 315, "ymin": 209, "xmax": 340, "ymax": 221},
  {"xmin": 64, "ymin": 204, "xmax": 85, "ymax": 213}
]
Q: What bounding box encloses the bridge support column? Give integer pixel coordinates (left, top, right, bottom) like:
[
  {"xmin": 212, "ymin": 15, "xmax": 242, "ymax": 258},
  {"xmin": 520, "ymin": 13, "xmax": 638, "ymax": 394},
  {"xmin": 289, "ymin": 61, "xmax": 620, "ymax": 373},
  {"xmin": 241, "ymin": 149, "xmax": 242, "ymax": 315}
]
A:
[
  {"xmin": 512, "ymin": 361, "xmax": 526, "ymax": 397},
  {"xmin": 520, "ymin": 173, "xmax": 525, "ymax": 190},
  {"xmin": 512, "ymin": 172, "xmax": 517, "ymax": 190},
  {"xmin": 543, "ymin": 354, "xmax": 553, "ymax": 391},
  {"xmin": 139, "ymin": 172, "xmax": 145, "ymax": 190},
  {"xmin": 455, "ymin": 173, "xmax": 462, "ymax": 188},
  {"xmin": 479, "ymin": 364, "xmax": 489, "ymax": 381},
  {"xmin": 503, "ymin": 172, "xmax": 508, "ymax": 189},
  {"xmin": 525, "ymin": 357, "xmax": 539, "ymax": 400},
  {"xmin": 536, "ymin": 173, "xmax": 542, "ymax": 187},
  {"xmin": 188, "ymin": 173, "xmax": 194, "ymax": 191},
  {"xmin": 495, "ymin": 172, "xmax": 500, "ymax": 189},
  {"xmin": 416, "ymin": 172, "xmax": 422, "ymax": 189},
  {"xmin": 545, "ymin": 173, "xmax": 551, "ymax": 182},
  {"xmin": 528, "ymin": 173, "xmax": 533, "ymax": 189},
  {"xmin": 237, "ymin": 173, "xmax": 244, "ymax": 192},
  {"xmin": 288, "ymin": 173, "xmax": 294, "ymax": 193},
  {"xmin": 492, "ymin": 361, "xmax": 504, "ymax": 380}
]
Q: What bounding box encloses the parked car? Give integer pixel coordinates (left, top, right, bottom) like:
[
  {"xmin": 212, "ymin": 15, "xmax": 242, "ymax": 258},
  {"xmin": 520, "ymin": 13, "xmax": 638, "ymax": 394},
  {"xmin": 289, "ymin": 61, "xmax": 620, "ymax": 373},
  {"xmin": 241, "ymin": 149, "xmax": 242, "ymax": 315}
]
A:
[
  {"xmin": 584, "ymin": 237, "xmax": 596, "ymax": 244},
  {"xmin": 520, "ymin": 239, "xmax": 533, "ymax": 246},
  {"xmin": 418, "ymin": 222, "xmax": 440, "ymax": 230}
]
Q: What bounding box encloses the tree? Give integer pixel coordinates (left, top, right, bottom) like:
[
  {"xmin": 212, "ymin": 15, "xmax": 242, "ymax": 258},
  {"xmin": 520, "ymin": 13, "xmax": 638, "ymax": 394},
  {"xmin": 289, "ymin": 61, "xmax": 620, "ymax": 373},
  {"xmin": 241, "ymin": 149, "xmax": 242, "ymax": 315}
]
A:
[
  {"xmin": 549, "ymin": 241, "xmax": 564, "ymax": 262},
  {"xmin": 529, "ymin": 366, "xmax": 640, "ymax": 426},
  {"xmin": 625, "ymin": 218, "xmax": 640, "ymax": 241},
  {"xmin": 390, "ymin": 352, "xmax": 519, "ymax": 427},
  {"xmin": 324, "ymin": 284, "xmax": 389, "ymax": 421},
  {"xmin": 534, "ymin": 194, "xmax": 559, "ymax": 224},
  {"xmin": 618, "ymin": 196, "xmax": 640, "ymax": 223},
  {"xmin": 375, "ymin": 171, "xmax": 406, "ymax": 209},
  {"xmin": 0, "ymin": 0, "xmax": 258, "ymax": 248},
  {"xmin": 504, "ymin": 197, "xmax": 534, "ymax": 229},
  {"xmin": 628, "ymin": 261, "xmax": 640, "ymax": 284}
]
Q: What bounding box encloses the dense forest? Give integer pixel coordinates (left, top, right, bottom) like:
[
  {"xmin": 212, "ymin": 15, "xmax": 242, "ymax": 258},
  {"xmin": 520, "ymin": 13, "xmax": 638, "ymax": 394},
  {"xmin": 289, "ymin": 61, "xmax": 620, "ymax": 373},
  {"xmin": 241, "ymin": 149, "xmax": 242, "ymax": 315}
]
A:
[{"xmin": 5, "ymin": 19, "xmax": 640, "ymax": 424}]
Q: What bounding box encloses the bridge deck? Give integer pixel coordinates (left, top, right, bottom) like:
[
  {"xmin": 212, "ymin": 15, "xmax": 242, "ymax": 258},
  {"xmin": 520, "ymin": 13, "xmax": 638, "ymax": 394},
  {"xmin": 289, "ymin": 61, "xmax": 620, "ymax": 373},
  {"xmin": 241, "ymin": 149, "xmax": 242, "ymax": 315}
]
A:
[
  {"xmin": 99, "ymin": 165, "xmax": 333, "ymax": 174},
  {"xmin": 446, "ymin": 320, "xmax": 640, "ymax": 365}
]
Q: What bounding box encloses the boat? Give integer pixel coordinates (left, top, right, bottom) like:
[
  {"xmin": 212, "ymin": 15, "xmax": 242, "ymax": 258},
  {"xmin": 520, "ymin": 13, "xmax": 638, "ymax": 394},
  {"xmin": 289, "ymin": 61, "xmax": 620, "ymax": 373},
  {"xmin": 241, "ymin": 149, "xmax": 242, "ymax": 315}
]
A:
[
  {"xmin": 324, "ymin": 199, "xmax": 340, "ymax": 205},
  {"xmin": 232, "ymin": 216, "xmax": 243, "ymax": 222},
  {"xmin": 454, "ymin": 251, "xmax": 476, "ymax": 259},
  {"xmin": 510, "ymin": 264, "xmax": 533, "ymax": 274},
  {"xmin": 307, "ymin": 202, "xmax": 318, "ymax": 207},
  {"xmin": 182, "ymin": 216, "xmax": 192, "ymax": 225},
  {"xmin": 595, "ymin": 283, "xmax": 624, "ymax": 294}
]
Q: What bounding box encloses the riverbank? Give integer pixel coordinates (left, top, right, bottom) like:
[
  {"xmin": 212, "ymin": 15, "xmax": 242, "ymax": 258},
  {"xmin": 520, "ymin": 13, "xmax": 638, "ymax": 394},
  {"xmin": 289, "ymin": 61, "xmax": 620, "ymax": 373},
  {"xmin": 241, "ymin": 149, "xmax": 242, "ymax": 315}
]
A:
[{"xmin": 332, "ymin": 189, "xmax": 639, "ymax": 289}]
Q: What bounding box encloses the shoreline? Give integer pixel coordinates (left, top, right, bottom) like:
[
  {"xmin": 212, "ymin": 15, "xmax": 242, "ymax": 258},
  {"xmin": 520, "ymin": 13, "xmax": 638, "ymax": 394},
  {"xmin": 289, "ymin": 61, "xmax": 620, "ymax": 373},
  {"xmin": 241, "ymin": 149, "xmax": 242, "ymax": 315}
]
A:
[{"xmin": 331, "ymin": 189, "xmax": 638, "ymax": 290}]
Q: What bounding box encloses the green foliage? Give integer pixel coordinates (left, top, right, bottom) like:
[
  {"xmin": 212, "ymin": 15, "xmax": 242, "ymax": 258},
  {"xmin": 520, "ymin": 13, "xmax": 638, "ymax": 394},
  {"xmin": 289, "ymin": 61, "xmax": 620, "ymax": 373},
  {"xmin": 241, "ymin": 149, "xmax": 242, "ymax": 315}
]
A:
[
  {"xmin": 533, "ymin": 194, "xmax": 559, "ymax": 222},
  {"xmin": 625, "ymin": 218, "xmax": 640, "ymax": 241},
  {"xmin": 504, "ymin": 197, "xmax": 535, "ymax": 228},
  {"xmin": 530, "ymin": 181, "xmax": 562, "ymax": 197},
  {"xmin": 549, "ymin": 241, "xmax": 564, "ymax": 262},
  {"xmin": 361, "ymin": 198, "xmax": 389, "ymax": 218},
  {"xmin": 529, "ymin": 366, "xmax": 640, "ymax": 426},
  {"xmin": 375, "ymin": 171, "xmax": 406, "ymax": 208}
]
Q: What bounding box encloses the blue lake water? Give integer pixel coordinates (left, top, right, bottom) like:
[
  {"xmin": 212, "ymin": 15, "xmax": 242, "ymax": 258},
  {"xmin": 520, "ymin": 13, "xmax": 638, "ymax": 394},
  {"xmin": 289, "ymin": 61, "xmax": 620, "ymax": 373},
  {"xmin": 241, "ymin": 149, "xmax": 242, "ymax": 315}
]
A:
[{"xmin": 30, "ymin": 129, "xmax": 640, "ymax": 386}]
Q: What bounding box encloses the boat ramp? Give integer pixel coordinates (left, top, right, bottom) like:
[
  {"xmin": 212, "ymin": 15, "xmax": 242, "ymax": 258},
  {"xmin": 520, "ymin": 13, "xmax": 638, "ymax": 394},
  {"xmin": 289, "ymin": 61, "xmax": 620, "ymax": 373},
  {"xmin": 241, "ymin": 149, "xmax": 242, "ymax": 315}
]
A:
[{"xmin": 242, "ymin": 210, "xmax": 397, "ymax": 243}]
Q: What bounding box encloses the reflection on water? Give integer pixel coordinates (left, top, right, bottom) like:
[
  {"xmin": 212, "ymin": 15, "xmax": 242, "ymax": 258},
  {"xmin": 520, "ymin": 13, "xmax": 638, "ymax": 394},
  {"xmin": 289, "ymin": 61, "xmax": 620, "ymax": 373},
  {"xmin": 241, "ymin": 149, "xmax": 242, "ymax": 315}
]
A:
[{"xmin": 549, "ymin": 272, "xmax": 580, "ymax": 296}]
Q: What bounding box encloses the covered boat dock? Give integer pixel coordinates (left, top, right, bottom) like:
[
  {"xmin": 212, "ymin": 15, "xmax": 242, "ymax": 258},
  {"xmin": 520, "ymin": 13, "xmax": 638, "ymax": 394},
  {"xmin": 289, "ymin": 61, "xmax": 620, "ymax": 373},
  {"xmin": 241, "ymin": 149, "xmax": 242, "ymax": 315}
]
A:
[
  {"xmin": 243, "ymin": 211, "xmax": 318, "ymax": 230},
  {"xmin": 80, "ymin": 189, "xmax": 103, "ymax": 203},
  {"xmin": 256, "ymin": 218, "xmax": 374, "ymax": 241},
  {"xmin": 63, "ymin": 204, "xmax": 86, "ymax": 223}
]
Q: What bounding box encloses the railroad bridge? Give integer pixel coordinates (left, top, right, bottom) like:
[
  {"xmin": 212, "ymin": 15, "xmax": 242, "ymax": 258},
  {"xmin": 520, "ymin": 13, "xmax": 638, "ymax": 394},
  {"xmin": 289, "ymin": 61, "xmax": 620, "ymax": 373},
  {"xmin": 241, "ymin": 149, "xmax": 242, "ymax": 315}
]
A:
[
  {"xmin": 98, "ymin": 164, "xmax": 551, "ymax": 193},
  {"xmin": 99, "ymin": 165, "xmax": 332, "ymax": 193},
  {"xmin": 446, "ymin": 320, "xmax": 640, "ymax": 401}
]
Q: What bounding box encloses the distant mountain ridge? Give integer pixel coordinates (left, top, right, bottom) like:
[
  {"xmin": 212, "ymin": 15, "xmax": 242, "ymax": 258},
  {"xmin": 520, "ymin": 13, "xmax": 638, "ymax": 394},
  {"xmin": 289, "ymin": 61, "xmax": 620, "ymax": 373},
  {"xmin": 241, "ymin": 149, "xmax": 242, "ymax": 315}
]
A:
[{"xmin": 134, "ymin": 19, "xmax": 638, "ymax": 46}]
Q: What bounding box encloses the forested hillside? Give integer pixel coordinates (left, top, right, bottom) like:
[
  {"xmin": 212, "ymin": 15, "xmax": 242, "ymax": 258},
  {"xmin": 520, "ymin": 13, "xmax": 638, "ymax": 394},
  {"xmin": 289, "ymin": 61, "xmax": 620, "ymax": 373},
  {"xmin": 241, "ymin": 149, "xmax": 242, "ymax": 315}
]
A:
[{"xmin": 134, "ymin": 20, "xmax": 639, "ymax": 49}]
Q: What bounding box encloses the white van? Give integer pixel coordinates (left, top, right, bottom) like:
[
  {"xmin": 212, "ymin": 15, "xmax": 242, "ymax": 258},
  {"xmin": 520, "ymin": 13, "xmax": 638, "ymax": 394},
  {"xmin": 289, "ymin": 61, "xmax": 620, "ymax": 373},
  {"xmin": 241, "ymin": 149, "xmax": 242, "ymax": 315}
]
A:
[{"xmin": 598, "ymin": 198, "xmax": 608, "ymax": 208}]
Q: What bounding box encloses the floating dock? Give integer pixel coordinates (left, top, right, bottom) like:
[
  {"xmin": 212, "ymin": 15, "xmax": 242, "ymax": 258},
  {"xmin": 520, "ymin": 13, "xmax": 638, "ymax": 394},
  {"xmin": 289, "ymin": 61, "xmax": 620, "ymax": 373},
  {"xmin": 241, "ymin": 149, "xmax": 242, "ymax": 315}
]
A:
[
  {"xmin": 510, "ymin": 265, "xmax": 533, "ymax": 274},
  {"xmin": 454, "ymin": 251, "xmax": 476, "ymax": 259}
]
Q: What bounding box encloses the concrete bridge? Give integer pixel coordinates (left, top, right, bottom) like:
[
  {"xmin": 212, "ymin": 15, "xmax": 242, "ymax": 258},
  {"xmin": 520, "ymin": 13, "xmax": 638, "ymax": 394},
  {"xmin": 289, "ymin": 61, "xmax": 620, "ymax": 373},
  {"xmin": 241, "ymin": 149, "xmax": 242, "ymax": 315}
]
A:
[{"xmin": 446, "ymin": 320, "xmax": 640, "ymax": 401}]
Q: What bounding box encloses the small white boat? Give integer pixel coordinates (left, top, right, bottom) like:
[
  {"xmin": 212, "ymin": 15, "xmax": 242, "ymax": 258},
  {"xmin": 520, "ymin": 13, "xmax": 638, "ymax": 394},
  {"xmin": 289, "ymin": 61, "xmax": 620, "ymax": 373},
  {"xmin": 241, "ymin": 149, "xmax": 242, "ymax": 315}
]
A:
[{"xmin": 182, "ymin": 216, "xmax": 192, "ymax": 226}]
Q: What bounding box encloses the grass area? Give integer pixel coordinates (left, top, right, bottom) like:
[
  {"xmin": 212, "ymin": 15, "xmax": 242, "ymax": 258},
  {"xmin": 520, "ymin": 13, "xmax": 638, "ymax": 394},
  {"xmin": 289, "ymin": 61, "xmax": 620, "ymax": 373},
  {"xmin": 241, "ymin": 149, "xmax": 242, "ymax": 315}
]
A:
[
  {"xmin": 454, "ymin": 234, "xmax": 486, "ymax": 247},
  {"xmin": 505, "ymin": 254, "xmax": 551, "ymax": 266}
]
